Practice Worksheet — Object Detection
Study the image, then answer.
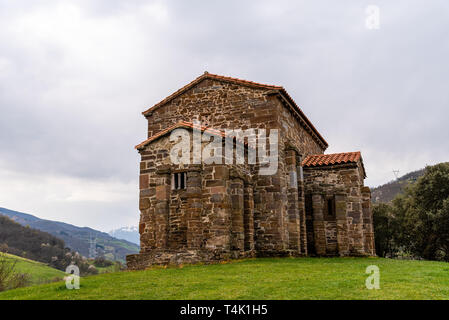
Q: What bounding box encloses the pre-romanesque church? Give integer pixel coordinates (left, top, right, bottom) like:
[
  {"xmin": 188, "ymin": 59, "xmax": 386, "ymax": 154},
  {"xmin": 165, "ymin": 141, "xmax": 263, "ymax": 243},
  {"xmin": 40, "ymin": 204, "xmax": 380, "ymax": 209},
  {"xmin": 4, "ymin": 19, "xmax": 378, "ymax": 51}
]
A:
[{"xmin": 127, "ymin": 72, "xmax": 375, "ymax": 269}]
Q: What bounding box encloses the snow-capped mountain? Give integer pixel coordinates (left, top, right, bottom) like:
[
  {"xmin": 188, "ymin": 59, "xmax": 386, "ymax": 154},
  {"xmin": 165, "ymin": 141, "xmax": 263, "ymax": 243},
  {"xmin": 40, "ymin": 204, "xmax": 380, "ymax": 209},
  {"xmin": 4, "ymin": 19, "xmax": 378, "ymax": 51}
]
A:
[{"xmin": 108, "ymin": 226, "xmax": 140, "ymax": 245}]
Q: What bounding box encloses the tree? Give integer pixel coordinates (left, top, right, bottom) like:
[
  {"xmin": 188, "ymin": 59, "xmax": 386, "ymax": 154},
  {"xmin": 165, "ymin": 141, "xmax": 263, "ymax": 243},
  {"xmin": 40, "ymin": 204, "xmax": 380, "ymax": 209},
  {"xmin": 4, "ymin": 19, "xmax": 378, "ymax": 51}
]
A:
[
  {"xmin": 372, "ymin": 203, "xmax": 397, "ymax": 257},
  {"xmin": 392, "ymin": 163, "xmax": 449, "ymax": 261},
  {"xmin": 434, "ymin": 198, "xmax": 449, "ymax": 260}
]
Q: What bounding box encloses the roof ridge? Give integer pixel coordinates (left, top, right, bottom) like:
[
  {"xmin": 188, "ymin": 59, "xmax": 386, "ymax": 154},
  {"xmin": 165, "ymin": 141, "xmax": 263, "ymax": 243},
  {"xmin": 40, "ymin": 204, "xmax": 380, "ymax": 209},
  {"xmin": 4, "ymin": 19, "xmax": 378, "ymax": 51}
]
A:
[
  {"xmin": 205, "ymin": 73, "xmax": 283, "ymax": 90},
  {"xmin": 142, "ymin": 72, "xmax": 282, "ymax": 116}
]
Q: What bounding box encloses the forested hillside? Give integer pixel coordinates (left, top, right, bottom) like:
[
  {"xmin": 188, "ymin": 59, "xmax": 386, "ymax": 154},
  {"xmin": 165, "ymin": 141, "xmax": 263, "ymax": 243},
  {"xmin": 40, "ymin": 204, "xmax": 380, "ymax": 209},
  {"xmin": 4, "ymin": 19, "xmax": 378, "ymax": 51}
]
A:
[
  {"xmin": 0, "ymin": 216, "xmax": 68, "ymax": 270},
  {"xmin": 371, "ymin": 168, "xmax": 425, "ymax": 203}
]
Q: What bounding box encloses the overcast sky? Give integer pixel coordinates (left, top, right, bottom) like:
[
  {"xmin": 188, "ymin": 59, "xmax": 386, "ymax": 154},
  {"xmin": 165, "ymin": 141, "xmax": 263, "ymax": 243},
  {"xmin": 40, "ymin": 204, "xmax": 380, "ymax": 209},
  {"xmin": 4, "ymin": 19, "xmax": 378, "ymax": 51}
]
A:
[{"xmin": 1, "ymin": 0, "xmax": 448, "ymax": 231}]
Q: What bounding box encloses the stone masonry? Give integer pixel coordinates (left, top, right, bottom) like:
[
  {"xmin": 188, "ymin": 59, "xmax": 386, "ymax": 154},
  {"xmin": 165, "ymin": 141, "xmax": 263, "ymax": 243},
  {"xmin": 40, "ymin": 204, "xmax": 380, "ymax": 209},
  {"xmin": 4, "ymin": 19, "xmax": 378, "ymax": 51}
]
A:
[{"xmin": 126, "ymin": 72, "xmax": 375, "ymax": 270}]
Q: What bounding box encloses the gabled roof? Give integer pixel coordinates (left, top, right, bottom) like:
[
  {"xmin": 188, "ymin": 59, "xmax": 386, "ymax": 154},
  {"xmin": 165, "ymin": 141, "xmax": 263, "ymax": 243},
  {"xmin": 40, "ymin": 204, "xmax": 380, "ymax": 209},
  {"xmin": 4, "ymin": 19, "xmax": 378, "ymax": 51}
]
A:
[
  {"xmin": 302, "ymin": 151, "xmax": 366, "ymax": 177},
  {"xmin": 142, "ymin": 72, "xmax": 282, "ymax": 116},
  {"xmin": 135, "ymin": 121, "xmax": 225, "ymax": 150},
  {"xmin": 142, "ymin": 72, "xmax": 328, "ymax": 150}
]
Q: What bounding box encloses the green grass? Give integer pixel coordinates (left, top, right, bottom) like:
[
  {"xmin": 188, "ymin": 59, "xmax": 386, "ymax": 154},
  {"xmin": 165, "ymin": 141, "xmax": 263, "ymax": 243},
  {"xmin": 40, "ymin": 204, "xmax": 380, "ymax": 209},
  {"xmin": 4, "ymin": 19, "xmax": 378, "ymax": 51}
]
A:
[
  {"xmin": 1, "ymin": 253, "xmax": 66, "ymax": 285},
  {"xmin": 1, "ymin": 257, "xmax": 449, "ymax": 300},
  {"xmin": 94, "ymin": 264, "xmax": 119, "ymax": 274}
]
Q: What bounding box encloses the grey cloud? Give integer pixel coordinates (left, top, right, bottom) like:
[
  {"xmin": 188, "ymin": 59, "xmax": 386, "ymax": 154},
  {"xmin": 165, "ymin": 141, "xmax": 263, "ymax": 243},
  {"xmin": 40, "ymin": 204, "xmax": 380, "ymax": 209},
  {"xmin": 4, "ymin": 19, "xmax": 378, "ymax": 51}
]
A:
[{"xmin": 1, "ymin": 0, "xmax": 448, "ymax": 229}]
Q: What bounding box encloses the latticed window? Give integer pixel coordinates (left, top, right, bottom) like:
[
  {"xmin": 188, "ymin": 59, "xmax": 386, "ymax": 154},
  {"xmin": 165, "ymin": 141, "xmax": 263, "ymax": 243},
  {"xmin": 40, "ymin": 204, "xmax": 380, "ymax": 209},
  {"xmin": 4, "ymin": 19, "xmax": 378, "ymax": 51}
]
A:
[{"xmin": 172, "ymin": 172, "xmax": 187, "ymax": 190}]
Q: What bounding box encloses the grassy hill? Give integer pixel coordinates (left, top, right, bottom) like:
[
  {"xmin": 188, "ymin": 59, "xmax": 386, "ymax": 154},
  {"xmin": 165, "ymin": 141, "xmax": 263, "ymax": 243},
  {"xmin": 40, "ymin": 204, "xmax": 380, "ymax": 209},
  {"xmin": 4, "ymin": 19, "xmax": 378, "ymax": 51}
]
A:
[
  {"xmin": 0, "ymin": 207, "xmax": 139, "ymax": 262},
  {"xmin": 1, "ymin": 257, "xmax": 449, "ymax": 300},
  {"xmin": 1, "ymin": 253, "xmax": 65, "ymax": 285}
]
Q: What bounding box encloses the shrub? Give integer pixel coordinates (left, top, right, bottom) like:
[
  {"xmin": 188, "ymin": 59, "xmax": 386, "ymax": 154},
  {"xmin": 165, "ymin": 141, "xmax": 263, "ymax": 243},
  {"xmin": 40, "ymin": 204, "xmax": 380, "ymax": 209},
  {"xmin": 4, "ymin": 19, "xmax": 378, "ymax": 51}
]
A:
[
  {"xmin": 93, "ymin": 256, "xmax": 113, "ymax": 268},
  {"xmin": 87, "ymin": 265, "xmax": 98, "ymax": 275},
  {"xmin": 0, "ymin": 255, "xmax": 30, "ymax": 292}
]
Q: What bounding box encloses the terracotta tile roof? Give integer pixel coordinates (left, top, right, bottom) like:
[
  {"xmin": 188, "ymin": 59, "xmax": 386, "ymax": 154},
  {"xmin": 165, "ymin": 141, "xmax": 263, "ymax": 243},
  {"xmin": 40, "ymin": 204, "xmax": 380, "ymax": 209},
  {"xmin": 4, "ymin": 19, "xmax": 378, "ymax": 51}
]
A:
[
  {"xmin": 302, "ymin": 151, "xmax": 362, "ymax": 167},
  {"xmin": 141, "ymin": 72, "xmax": 328, "ymax": 149}
]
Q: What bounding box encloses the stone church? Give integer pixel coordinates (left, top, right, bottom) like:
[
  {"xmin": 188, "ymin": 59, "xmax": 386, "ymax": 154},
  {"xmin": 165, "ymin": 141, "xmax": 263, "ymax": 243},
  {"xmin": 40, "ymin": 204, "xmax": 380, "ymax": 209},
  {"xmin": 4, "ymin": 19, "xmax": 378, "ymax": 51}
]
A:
[{"xmin": 127, "ymin": 72, "xmax": 375, "ymax": 270}]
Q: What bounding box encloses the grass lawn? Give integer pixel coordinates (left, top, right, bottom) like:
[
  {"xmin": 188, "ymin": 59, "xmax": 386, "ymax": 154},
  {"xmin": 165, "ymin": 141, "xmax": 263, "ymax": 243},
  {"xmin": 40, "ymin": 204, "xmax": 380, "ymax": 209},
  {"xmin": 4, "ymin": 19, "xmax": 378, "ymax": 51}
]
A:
[
  {"xmin": 1, "ymin": 253, "xmax": 66, "ymax": 285},
  {"xmin": 1, "ymin": 257, "xmax": 449, "ymax": 300},
  {"xmin": 95, "ymin": 264, "xmax": 119, "ymax": 274}
]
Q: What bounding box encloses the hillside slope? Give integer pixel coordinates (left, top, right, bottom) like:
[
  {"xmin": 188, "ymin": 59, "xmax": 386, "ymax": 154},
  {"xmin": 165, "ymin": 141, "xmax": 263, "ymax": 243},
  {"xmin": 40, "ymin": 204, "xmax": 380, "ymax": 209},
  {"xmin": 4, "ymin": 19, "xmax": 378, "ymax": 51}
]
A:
[
  {"xmin": 0, "ymin": 215, "xmax": 67, "ymax": 268},
  {"xmin": 0, "ymin": 207, "xmax": 139, "ymax": 262},
  {"xmin": 1, "ymin": 253, "xmax": 65, "ymax": 285},
  {"xmin": 371, "ymin": 168, "xmax": 426, "ymax": 203},
  {"xmin": 1, "ymin": 257, "xmax": 448, "ymax": 300}
]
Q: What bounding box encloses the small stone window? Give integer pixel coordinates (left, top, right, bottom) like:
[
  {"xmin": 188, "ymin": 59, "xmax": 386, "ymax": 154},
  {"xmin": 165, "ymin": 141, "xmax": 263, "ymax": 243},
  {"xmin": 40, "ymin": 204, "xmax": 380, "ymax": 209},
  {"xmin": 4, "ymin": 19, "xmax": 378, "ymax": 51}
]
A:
[
  {"xmin": 326, "ymin": 197, "xmax": 336, "ymax": 217},
  {"xmin": 172, "ymin": 172, "xmax": 187, "ymax": 190}
]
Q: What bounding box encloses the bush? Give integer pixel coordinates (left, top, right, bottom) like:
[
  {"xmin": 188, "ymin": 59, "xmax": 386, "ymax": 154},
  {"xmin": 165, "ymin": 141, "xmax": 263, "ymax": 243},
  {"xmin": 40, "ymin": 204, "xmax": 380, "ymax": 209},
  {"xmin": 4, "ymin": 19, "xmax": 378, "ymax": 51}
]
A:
[
  {"xmin": 0, "ymin": 255, "xmax": 30, "ymax": 292},
  {"xmin": 87, "ymin": 265, "xmax": 98, "ymax": 275},
  {"xmin": 93, "ymin": 256, "xmax": 113, "ymax": 268}
]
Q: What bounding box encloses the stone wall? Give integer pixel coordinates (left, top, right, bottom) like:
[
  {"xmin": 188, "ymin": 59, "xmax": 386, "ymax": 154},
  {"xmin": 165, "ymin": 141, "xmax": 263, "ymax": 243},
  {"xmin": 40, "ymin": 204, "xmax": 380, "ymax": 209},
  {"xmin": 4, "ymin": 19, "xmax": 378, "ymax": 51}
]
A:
[
  {"xmin": 303, "ymin": 162, "xmax": 375, "ymax": 256},
  {"xmin": 129, "ymin": 131, "xmax": 258, "ymax": 270}
]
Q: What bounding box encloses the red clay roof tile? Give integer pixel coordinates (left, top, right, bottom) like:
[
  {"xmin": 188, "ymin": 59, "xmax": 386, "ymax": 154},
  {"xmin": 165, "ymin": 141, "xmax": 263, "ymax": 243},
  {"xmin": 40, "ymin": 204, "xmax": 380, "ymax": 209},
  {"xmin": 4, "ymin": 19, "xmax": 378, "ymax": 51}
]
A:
[{"xmin": 302, "ymin": 151, "xmax": 362, "ymax": 167}]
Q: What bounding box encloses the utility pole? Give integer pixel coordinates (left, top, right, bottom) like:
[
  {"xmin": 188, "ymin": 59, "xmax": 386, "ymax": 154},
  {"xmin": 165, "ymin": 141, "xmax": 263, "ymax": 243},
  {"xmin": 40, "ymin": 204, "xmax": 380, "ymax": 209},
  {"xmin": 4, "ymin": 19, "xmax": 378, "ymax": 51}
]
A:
[
  {"xmin": 89, "ymin": 233, "xmax": 96, "ymax": 259},
  {"xmin": 392, "ymin": 169, "xmax": 400, "ymax": 180}
]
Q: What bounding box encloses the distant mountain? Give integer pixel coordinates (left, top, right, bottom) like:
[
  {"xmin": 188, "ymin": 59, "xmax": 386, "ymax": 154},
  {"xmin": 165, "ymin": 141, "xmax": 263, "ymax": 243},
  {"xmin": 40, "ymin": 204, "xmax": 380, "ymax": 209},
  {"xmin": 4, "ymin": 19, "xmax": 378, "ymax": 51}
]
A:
[
  {"xmin": 109, "ymin": 226, "xmax": 139, "ymax": 245},
  {"xmin": 0, "ymin": 207, "xmax": 139, "ymax": 262},
  {"xmin": 371, "ymin": 168, "xmax": 426, "ymax": 203}
]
